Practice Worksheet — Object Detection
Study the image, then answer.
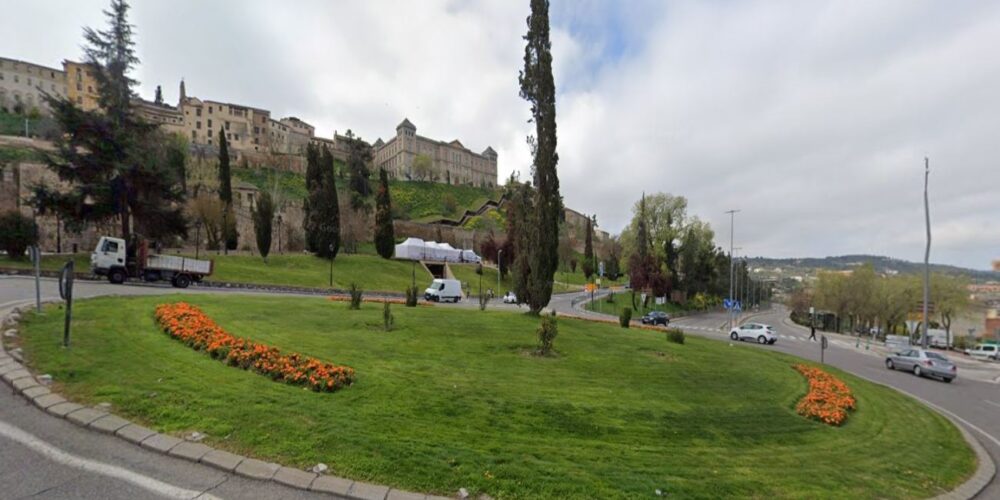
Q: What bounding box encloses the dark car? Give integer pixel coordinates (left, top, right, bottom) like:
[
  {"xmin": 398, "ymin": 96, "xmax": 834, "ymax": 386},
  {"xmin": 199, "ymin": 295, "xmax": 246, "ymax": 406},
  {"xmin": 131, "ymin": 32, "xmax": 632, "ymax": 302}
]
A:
[{"xmin": 640, "ymin": 311, "xmax": 670, "ymax": 326}]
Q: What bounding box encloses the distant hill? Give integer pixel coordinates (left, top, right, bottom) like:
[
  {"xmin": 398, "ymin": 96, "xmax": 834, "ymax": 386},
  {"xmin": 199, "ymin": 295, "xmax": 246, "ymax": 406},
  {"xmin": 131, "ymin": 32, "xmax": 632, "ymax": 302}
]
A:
[{"xmin": 746, "ymin": 254, "xmax": 1000, "ymax": 283}]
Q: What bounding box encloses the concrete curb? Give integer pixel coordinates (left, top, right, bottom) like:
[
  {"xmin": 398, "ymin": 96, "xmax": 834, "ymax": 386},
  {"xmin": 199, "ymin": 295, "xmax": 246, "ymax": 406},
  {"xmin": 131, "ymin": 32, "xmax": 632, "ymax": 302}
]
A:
[
  {"xmin": 845, "ymin": 371, "xmax": 996, "ymax": 500},
  {"xmin": 0, "ymin": 305, "xmax": 449, "ymax": 500},
  {"xmin": 3, "ymin": 302, "xmax": 990, "ymax": 499}
]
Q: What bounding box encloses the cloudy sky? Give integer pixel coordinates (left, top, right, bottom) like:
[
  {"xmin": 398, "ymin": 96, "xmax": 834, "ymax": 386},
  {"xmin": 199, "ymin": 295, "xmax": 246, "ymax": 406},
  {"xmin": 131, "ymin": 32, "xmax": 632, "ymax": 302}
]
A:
[{"xmin": 4, "ymin": 0, "xmax": 999, "ymax": 269}]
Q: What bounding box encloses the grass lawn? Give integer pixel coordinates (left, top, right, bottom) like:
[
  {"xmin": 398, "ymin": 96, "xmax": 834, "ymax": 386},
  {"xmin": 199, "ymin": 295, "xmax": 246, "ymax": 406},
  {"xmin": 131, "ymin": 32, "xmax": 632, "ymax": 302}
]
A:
[
  {"xmin": 15, "ymin": 295, "xmax": 974, "ymax": 499},
  {"xmin": 450, "ymin": 264, "xmax": 575, "ymax": 296},
  {"xmin": 195, "ymin": 253, "xmax": 430, "ymax": 293},
  {"xmin": 390, "ymin": 181, "xmax": 499, "ymax": 221},
  {"xmin": 0, "ymin": 253, "xmax": 429, "ymax": 294},
  {"xmin": 0, "ymin": 253, "xmax": 91, "ymax": 272}
]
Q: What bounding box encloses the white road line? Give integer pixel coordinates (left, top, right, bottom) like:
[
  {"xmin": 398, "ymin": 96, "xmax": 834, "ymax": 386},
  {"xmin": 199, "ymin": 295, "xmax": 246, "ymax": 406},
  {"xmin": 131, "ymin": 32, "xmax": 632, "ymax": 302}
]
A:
[
  {"xmin": 985, "ymin": 400, "xmax": 1000, "ymax": 410},
  {"xmin": 0, "ymin": 421, "xmax": 221, "ymax": 500}
]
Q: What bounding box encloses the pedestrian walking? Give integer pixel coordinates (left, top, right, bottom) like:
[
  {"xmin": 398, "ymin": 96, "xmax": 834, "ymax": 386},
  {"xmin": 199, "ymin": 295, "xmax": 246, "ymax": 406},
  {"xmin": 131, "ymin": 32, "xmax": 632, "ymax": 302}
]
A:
[{"xmin": 809, "ymin": 324, "xmax": 817, "ymax": 341}]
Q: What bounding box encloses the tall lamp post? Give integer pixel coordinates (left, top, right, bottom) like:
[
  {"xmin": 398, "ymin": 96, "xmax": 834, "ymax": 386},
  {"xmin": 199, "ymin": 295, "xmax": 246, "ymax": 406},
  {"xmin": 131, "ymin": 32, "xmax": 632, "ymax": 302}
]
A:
[
  {"xmin": 725, "ymin": 209, "xmax": 740, "ymax": 329},
  {"xmin": 275, "ymin": 214, "xmax": 282, "ymax": 254},
  {"xmin": 922, "ymin": 157, "xmax": 932, "ymax": 349},
  {"xmin": 497, "ymin": 249, "xmax": 503, "ymax": 297},
  {"xmin": 328, "ymin": 244, "xmax": 334, "ymax": 288},
  {"xmin": 194, "ymin": 220, "xmax": 202, "ymax": 259}
]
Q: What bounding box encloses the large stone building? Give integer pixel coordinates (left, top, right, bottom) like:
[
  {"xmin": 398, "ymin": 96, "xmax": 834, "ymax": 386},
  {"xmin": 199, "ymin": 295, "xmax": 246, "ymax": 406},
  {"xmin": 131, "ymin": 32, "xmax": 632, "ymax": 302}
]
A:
[
  {"xmin": 63, "ymin": 60, "xmax": 101, "ymax": 111},
  {"xmin": 0, "ymin": 57, "xmax": 68, "ymax": 115},
  {"xmin": 373, "ymin": 118, "xmax": 497, "ymax": 188}
]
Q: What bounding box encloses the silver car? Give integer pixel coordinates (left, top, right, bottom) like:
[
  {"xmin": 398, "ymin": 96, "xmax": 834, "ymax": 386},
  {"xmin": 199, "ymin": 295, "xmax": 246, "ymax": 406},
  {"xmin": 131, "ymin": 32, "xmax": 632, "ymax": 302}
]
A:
[{"xmin": 885, "ymin": 348, "xmax": 957, "ymax": 383}]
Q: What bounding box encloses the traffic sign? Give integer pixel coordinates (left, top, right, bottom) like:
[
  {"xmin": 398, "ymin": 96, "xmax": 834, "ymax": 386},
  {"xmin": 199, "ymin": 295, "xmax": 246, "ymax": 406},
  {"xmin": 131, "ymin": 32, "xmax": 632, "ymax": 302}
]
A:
[
  {"xmin": 905, "ymin": 320, "xmax": 919, "ymax": 335},
  {"xmin": 724, "ymin": 299, "xmax": 733, "ymax": 310}
]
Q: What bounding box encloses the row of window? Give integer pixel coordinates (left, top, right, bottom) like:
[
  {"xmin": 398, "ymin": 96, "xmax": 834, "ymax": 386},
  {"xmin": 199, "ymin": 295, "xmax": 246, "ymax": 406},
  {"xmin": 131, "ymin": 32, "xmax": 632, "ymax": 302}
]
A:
[{"xmin": 0, "ymin": 60, "xmax": 60, "ymax": 80}]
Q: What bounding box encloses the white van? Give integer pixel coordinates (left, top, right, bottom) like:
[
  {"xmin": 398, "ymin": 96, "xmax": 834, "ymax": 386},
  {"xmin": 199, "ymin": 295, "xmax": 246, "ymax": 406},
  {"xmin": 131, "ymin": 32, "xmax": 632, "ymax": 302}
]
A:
[
  {"xmin": 424, "ymin": 279, "xmax": 463, "ymax": 303},
  {"xmin": 966, "ymin": 344, "xmax": 998, "ymax": 361}
]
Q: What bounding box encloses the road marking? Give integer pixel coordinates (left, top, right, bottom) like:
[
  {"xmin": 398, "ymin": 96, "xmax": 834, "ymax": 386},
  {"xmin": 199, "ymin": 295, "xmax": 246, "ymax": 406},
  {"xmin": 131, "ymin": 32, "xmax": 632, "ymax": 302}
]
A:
[
  {"xmin": 985, "ymin": 400, "xmax": 1000, "ymax": 410},
  {"xmin": 0, "ymin": 421, "xmax": 220, "ymax": 500}
]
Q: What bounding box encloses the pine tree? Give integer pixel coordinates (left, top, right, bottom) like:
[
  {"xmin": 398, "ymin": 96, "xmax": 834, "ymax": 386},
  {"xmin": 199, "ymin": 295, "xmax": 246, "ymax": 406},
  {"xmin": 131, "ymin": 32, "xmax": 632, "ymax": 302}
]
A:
[
  {"xmin": 154, "ymin": 85, "xmax": 163, "ymax": 105},
  {"xmin": 252, "ymin": 190, "xmax": 274, "ymax": 263},
  {"xmin": 36, "ymin": 0, "xmax": 186, "ymax": 242},
  {"xmin": 374, "ymin": 168, "xmax": 395, "ymax": 259},
  {"xmin": 218, "ymin": 128, "xmax": 238, "ymax": 251},
  {"xmin": 582, "ymin": 215, "xmax": 595, "ymax": 279},
  {"xmin": 310, "ymin": 146, "xmax": 340, "ymax": 259},
  {"xmin": 519, "ymin": 0, "xmax": 562, "ymax": 314}
]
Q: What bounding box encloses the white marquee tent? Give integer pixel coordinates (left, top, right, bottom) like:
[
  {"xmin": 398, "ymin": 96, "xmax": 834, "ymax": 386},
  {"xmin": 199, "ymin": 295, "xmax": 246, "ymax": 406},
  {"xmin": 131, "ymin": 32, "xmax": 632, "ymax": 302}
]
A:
[{"xmin": 394, "ymin": 238, "xmax": 481, "ymax": 263}]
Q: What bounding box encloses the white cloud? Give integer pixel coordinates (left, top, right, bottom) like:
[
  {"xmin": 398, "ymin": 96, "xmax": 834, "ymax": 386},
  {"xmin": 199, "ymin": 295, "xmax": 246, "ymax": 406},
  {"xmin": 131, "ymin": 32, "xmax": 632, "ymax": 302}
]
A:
[{"xmin": 2, "ymin": 0, "xmax": 997, "ymax": 269}]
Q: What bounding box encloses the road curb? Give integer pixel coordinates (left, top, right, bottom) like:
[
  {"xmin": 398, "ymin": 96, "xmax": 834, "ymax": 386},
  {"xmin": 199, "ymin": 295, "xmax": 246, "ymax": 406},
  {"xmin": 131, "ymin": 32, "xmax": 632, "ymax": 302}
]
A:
[
  {"xmin": 846, "ymin": 371, "xmax": 996, "ymax": 500},
  {"xmin": 559, "ymin": 300, "xmax": 993, "ymax": 499},
  {"xmin": 0, "ymin": 304, "xmax": 447, "ymax": 500}
]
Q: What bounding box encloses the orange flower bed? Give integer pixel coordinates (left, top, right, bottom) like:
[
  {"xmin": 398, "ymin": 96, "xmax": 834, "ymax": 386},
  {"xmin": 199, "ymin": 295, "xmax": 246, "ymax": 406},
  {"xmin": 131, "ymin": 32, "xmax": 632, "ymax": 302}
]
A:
[
  {"xmin": 792, "ymin": 364, "xmax": 856, "ymax": 426},
  {"xmin": 154, "ymin": 302, "xmax": 355, "ymax": 392}
]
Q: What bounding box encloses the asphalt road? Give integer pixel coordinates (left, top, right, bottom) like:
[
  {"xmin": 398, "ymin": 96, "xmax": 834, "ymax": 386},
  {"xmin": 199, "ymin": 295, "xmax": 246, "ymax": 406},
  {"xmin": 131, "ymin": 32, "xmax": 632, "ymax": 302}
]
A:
[
  {"xmin": 552, "ymin": 290, "xmax": 1000, "ymax": 499},
  {"xmin": 3, "ymin": 277, "xmax": 998, "ymax": 498}
]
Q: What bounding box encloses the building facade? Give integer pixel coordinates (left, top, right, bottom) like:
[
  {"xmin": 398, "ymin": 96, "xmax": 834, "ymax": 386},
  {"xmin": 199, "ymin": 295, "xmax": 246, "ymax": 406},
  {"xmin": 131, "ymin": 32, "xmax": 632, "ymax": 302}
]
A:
[
  {"xmin": 373, "ymin": 118, "xmax": 497, "ymax": 188},
  {"xmin": 0, "ymin": 57, "xmax": 68, "ymax": 115},
  {"xmin": 62, "ymin": 60, "xmax": 100, "ymax": 112}
]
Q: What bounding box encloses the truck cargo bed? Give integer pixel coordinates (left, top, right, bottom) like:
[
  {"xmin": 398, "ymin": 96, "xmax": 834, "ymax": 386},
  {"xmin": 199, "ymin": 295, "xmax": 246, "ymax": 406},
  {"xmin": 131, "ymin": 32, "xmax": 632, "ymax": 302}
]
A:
[{"xmin": 146, "ymin": 254, "xmax": 213, "ymax": 275}]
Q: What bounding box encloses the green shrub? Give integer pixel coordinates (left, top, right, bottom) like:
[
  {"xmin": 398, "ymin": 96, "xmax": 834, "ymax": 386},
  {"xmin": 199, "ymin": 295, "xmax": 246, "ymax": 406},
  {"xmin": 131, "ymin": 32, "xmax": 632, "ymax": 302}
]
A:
[
  {"xmin": 666, "ymin": 328, "xmax": 685, "ymax": 345},
  {"xmin": 349, "ymin": 283, "xmax": 363, "ymax": 310},
  {"xmin": 383, "ymin": 302, "xmax": 394, "ymax": 331},
  {"xmin": 619, "ymin": 307, "xmax": 632, "ymax": 328},
  {"xmin": 405, "ymin": 285, "xmax": 419, "ymax": 307},
  {"xmin": 536, "ymin": 314, "xmax": 558, "ymax": 355},
  {"xmin": 0, "ymin": 211, "xmax": 38, "ymax": 260}
]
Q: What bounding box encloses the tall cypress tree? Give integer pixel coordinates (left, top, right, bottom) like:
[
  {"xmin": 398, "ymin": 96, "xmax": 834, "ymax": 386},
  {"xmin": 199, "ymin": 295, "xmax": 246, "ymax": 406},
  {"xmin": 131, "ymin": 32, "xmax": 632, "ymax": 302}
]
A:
[
  {"xmin": 154, "ymin": 85, "xmax": 163, "ymax": 105},
  {"xmin": 310, "ymin": 146, "xmax": 340, "ymax": 259},
  {"xmin": 36, "ymin": 0, "xmax": 186, "ymax": 242},
  {"xmin": 252, "ymin": 190, "xmax": 274, "ymax": 263},
  {"xmin": 519, "ymin": 0, "xmax": 562, "ymax": 314},
  {"xmin": 507, "ymin": 179, "xmax": 534, "ymax": 305},
  {"xmin": 374, "ymin": 168, "xmax": 395, "ymax": 259},
  {"xmin": 218, "ymin": 128, "xmax": 238, "ymax": 251},
  {"xmin": 303, "ymin": 143, "xmax": 320, "ymax": 252},
  {"xmin": 582, "ymin": 215, "xmax": 594, "ymax": 279},
  {"xmin": 345, "ymin": 131, "xmax": 372, "ymax": 210}
]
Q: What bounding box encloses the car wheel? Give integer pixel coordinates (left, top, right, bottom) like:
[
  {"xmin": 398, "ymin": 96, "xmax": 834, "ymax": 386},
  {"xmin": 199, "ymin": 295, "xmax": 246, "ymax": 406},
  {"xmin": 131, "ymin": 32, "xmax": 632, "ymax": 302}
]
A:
[
  {"xmin": 885, "ymin": 359, "xmax": 895, "ymax": 370},
  {"xmin": 913, "ymin": 365, "xmax": 922, "ymax": 378},
  {"xmin": 109, "ymin": 269, "xmax": 126, "ymax": 284},
  {"xmin": 173, "ymin": 274, "xmax": 191, "ymax": 289},
  {"xmin": 943, "ymin": 377, "xmax": 953, "ymax": 383},
  {"xmin": 757, "ymin": 335, "xmax": 767, "ymax": 344},
  {"xmin": 730, "ymin": 332, "xmax": 739, "ymax": 341}
]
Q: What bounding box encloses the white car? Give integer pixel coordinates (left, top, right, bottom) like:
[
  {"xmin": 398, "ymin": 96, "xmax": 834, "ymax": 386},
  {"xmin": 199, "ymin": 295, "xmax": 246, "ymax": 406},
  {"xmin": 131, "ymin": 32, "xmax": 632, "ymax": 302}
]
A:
[
  {"xmin": 502, "ymin": 291, "xmax": 517, "ymax": 304},
  {"xmin": 966, "ymin": 344, "xmax": 998, "ymax": 361},
  {"xmin": 730, "ymin": 323, "xmax": 777, "ymax": 345}
]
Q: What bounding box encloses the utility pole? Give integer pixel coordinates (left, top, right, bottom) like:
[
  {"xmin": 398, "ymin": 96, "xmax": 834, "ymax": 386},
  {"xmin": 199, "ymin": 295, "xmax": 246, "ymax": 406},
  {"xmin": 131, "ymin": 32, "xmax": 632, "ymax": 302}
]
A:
[
  {"xmin": 922, "ymin": 157, "xmax": 931, "ymax": 349},
  {"xmin": 726, "ymin": 209, "xmax": 740, "ymax": 329}
]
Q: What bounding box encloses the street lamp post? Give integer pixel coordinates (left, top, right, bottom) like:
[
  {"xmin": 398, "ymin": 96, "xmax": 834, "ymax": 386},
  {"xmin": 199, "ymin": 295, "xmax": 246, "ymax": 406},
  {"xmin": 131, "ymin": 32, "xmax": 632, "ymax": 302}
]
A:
[
  {"xmin": 194, "ymin": 221, "xmax": 202, "ymax": 259},
  {"xmin": 329, "ymin": 244, "xmax": 334, "ymax": 288},
  {"xmin": 725, "ymin": 209, "xmax": 740, "ymax": 329},
  {"xmin": 497, "ymin": 249, "xmax": 503, "ymax": 298},
  {"xmin": 276, "ymin": 214, "xmax": 282, "ymax": 254},
  {"xmin": 921, "ymin": 157, "xmax": 932, "ymax": 349}
]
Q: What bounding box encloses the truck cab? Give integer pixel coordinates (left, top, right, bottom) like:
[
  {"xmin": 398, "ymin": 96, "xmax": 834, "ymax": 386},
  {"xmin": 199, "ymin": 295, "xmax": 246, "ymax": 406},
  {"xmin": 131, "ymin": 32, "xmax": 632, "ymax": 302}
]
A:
[{"xmin": 91, "ymin": 236, "xmax": 129, "ymax": 283}]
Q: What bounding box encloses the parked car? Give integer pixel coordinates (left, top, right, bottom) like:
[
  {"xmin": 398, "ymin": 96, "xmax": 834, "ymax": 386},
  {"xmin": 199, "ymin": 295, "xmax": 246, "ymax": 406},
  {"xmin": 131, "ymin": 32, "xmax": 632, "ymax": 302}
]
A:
[
  {"xmin": 965, "ymin": 344, "xmax": 999, "ymax": 361},
  {"xmin": 424, "ymin": 279, "xmax": 463, "ymax": 303},
  {"xmin": 885, "ymin": 348, "xmax": 957, "ymax": 382},
  {"xmin": 502, "ymin": 291, "xmax": 518, "ymax": 304},
  {"xmin": 640, "ymin": 311, "xmax": 670, "ymax": 326},
  {"xmin": 729, "ymin": 323, "xmax": 777, "ymax": 345}
]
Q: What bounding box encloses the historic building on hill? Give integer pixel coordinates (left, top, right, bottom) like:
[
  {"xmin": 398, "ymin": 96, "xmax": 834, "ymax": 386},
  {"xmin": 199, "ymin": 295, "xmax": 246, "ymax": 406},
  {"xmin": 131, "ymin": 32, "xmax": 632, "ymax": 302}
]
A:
[
  {"xmin": 0, "ymin": 57, "xmax": 69, "ymax": 115},
  {"xmin": 372, "ymin": 118, "xmax": 497, "ymax": 188}
]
